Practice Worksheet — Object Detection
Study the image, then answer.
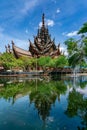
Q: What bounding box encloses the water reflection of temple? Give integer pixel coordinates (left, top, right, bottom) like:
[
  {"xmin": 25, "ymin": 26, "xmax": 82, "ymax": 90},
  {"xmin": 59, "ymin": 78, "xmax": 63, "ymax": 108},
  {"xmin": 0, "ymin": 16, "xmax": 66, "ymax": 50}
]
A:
[
  {"xmin": 5, "ymin": 14, "xmax": 62, "ymax": 58},
  {"xmin": 0, "ymin": 79, "xmax": 67, "ymax": 120}
]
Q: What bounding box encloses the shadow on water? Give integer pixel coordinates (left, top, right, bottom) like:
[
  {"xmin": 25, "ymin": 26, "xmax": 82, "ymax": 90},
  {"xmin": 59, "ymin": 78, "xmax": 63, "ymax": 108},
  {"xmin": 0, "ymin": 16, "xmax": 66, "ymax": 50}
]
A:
[{"xmin": 0, "ymin": 75, "xmax": 87, "ymax": 129}]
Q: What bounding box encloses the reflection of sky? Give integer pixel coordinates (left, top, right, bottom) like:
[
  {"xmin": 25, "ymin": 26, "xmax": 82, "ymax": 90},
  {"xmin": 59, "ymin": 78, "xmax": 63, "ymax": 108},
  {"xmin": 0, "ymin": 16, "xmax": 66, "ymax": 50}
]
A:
[
  {"xmin": 76, "ymin": 86, "xmax": 87, "ymax": 98},
  {"xmin": 67, "ymin": 76, "xmax": 87, "ymax": 97}
]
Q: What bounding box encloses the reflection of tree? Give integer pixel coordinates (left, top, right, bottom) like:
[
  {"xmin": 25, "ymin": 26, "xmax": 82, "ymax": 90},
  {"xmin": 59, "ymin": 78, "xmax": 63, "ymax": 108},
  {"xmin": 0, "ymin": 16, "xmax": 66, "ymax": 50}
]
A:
[
  {"xmin": 30, "ymin": 90, "xmax": 56, "ymax": 121},
  {"xmin": 0, "ymin": 82, "xmax": 25, "ymax": 104},
  {"xmin": 54, "ymin": 81, "xmax": 67, "ymax": 102},
  {"xmin": 29, "ymin": 80, "xmax": 67, "ymax": 121},
  {"xmin": 0, "ymin": 78, "xmax": 10, "ymax": 86},
  {"xmin": 79, "ymin": 81, "xmax": 87, "ymax": 89},
  {"xmin": 0, "ymin": 78, "xmax": 67, "ymax": 122},
  {"xmin": 51, "ymin": 74, "xmax": 62, "ymax": 81},
  {"xmin": 65, "ymin": 88, "xmax": 87, "ymax": 129},
  {"xmin": 0, "ymin": 80, "xmax": 33, "ymax": 104}
]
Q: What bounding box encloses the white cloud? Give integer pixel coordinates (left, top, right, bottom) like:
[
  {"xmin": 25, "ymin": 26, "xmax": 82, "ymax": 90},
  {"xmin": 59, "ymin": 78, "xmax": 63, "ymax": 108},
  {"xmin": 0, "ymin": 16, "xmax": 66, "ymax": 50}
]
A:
[
  {"xmin": 63, "ymin": 31, "xmax": 78, "ymax": 37},
  {"xmin": 60, "ymin": 46, "xmax": 68, "ymax": 56},
  {"xmin": 46, "ymin": 19, "xmax": 54, "ymax": 27},
  {"xmin": 39, "ymin": 19, "xmax": 54, "ymax": 27},
  {"xmin": 66, "ymin": 31, "xmax": 78, "ymax": 37},
  {"xmin": 20, "ymin": 0, "xmax": 38, "ymax": 15},
  {"xmin": 56, "ymin": 8, "xmax": 61, "ymax": 13}
]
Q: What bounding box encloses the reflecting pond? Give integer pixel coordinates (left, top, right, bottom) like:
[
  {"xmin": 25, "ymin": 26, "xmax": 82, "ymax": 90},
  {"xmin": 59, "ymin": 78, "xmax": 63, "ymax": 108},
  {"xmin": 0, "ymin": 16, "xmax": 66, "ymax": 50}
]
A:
[{"xmin": 0, "ymin": 75, "xmax": 87, "ymax": 130}]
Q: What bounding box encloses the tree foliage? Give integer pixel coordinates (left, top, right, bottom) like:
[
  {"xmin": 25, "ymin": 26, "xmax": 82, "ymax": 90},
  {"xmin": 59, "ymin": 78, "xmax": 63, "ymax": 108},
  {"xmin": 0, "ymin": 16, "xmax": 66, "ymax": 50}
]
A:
[
  {"xmin": 37, "ymin": 56, "xmax": 51, "ymax": 67},
  {"xmin": 54, "ymin": 55, "xmax": 68, "ymax": 67},
  {"xmin": 64, "ymin": 24, "xmax": 87, "ymax": 67},
  {"xmin": 0, "ymin": 53, "xmax": 17, "ymax": 69},
  {"xmin": 37, "ymin": 56, "xmax": 68, "ymax": 68},
  {"xmin": 64, "ymin": 38, "xmax": 78, "ymax": 55},
  {"xmin": 78, "ymin": 22, "xmax": 87, "ymax": 34}
]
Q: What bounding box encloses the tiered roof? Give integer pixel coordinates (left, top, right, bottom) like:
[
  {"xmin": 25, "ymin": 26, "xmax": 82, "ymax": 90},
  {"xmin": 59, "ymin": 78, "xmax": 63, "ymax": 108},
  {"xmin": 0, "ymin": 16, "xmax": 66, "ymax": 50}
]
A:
[
  {"xmin": 12, "ymin": 41, "xmax": 32, "ymax": 58},
  {"xmin": 29, "ymin": 13, "xmax": 61, "ymax": 57}
]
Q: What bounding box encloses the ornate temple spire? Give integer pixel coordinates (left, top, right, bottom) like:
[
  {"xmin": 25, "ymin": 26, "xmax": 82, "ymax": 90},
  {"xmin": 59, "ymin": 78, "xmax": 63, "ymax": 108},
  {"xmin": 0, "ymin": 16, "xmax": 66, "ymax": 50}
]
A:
[
  {"xmin": 11, "ymin": 40, "xmax": 15, "ymax": 51},
  {"xmin": 42, "ymin": 13, "xmax": 45, "ymax": 27},
  {"xmin": 28, "ymin": 14, "xmax": 61, "ymax": 57},
  {"xmin": 8, "ymin": 44, "xmax": 11, "ymax": 53},
  {"xmin": 37, "ymin": 28, "xmax": 40, "ymax": 37},
  {"xmin": 11, "ymin": 40, "xmax": 15, "ymax": 46},
  {"xmin": 5, "ymin": 45, "xmax": 7, "ymax": 52}
]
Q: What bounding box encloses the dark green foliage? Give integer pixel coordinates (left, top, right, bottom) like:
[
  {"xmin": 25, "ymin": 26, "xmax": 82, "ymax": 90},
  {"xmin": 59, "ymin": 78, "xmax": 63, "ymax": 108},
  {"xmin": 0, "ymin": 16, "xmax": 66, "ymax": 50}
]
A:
[
  {"xmin": 82, "ymin": 37, "xmax": 87, "ymax": 56},
  {"xmin": 78, "ymin": 22, "xmax": 87, "ymax": 34},
  {"xmin": 65, "ymin": 88, "xmax": 87, "ymax": 129}
]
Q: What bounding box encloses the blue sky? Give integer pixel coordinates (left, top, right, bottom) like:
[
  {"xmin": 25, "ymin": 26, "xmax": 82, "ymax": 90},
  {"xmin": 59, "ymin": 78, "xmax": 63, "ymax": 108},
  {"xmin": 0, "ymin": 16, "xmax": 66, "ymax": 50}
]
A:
[{"xmin": 0, "ymin": 0, "xmax": 87, "ymax": 53}]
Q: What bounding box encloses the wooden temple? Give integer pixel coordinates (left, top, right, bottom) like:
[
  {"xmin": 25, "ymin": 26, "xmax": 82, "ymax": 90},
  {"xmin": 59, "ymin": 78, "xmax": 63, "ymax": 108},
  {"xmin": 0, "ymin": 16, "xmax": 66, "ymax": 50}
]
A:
[
  {"xmin": 5, "ymin": 14, "xmax": 62, "ymax": 58},
  {"xmin": 29, "ymin": 13, "xmax": 61, "ymax": 58}
]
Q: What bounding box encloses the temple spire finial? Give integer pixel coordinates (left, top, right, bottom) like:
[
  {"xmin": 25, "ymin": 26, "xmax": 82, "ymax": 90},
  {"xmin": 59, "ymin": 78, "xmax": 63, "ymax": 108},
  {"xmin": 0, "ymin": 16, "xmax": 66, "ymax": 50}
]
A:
[{"xmin": 42, "ymin": 13, "xmax": 45, "ymax": 27}]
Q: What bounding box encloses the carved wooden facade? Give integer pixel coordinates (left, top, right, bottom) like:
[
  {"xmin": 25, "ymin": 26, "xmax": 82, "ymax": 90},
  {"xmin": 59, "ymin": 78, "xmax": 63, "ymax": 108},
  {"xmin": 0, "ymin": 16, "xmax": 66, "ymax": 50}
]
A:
[{"xmin": 29, "ymin": 13, "xmax": 61, "ymax": 58}]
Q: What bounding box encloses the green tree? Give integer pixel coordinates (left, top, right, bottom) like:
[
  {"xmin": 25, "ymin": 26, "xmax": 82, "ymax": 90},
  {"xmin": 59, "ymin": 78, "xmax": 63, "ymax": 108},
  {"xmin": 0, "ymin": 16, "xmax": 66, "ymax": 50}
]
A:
[
  {"xmin": 78, "ymin": 22, "xmax": 87, "ymax": 34},
  {"xmin": 47, "ymin": 58, "xmax": 56, "ymax": 68},
  {"xmin": 77, "ymin": 22, "xmax": 87, "ymax": 60},
  {"xmin": 68, "ymin": 51, "xmax": 85, "ymax": 67},
  {"xmin": 0, "ymin": 53, "xmax": 17, "ymax": 69},
  {"xmin": 38, "ymin": 56, "xmax": 51, "ymax": 67},
  {"xmin": 16, "ymin": 59, "xmax": 24, "ymax": 68},
  {"xmin": 64, "ymin": 38, "xmax": 78, "ymax": 55},
  {"xmin": 54, "ymin": 55, "xmax": 68, "ymax": 68},
  {"xmin": 64, "ymin": 37, "xmax": 86, "ymax": 67},
  {"xmin": 19, "ymin": 56, "xmax": 35, "ymax": 70}
]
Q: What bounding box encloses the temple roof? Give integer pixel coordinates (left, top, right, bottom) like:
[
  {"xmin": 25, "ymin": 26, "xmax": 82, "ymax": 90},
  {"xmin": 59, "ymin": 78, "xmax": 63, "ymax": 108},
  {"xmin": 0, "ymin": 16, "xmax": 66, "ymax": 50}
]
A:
[
  {"xmin": 29, "ymin": 14, "xmax": 59, "ymax": 57},
  {"xmin": 12, "ymin": 44, "xmax": 32, "ymax": 58}
]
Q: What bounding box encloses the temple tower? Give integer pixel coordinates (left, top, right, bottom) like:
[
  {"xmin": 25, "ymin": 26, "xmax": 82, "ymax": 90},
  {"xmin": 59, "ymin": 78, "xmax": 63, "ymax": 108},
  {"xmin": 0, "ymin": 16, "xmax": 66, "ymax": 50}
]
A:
[{"xmin": 29, "ymin": 14, "xmax": 59, "ymax": 57}]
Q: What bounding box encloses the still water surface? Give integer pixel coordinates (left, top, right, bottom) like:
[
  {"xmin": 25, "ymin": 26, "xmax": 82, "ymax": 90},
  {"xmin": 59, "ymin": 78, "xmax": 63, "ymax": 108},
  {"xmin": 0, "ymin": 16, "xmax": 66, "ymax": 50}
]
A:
[{"xmin": 0, "ymin": 75, "xmax": 87, "ymax": 130}]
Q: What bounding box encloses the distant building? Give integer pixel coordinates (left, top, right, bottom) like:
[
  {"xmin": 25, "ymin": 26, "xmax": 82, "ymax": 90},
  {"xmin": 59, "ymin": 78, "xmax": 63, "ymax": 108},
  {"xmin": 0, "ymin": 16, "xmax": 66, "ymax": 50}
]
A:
[{"xmin": 5, "ymin": 14, "xmax": 62, "ymax": 58}]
